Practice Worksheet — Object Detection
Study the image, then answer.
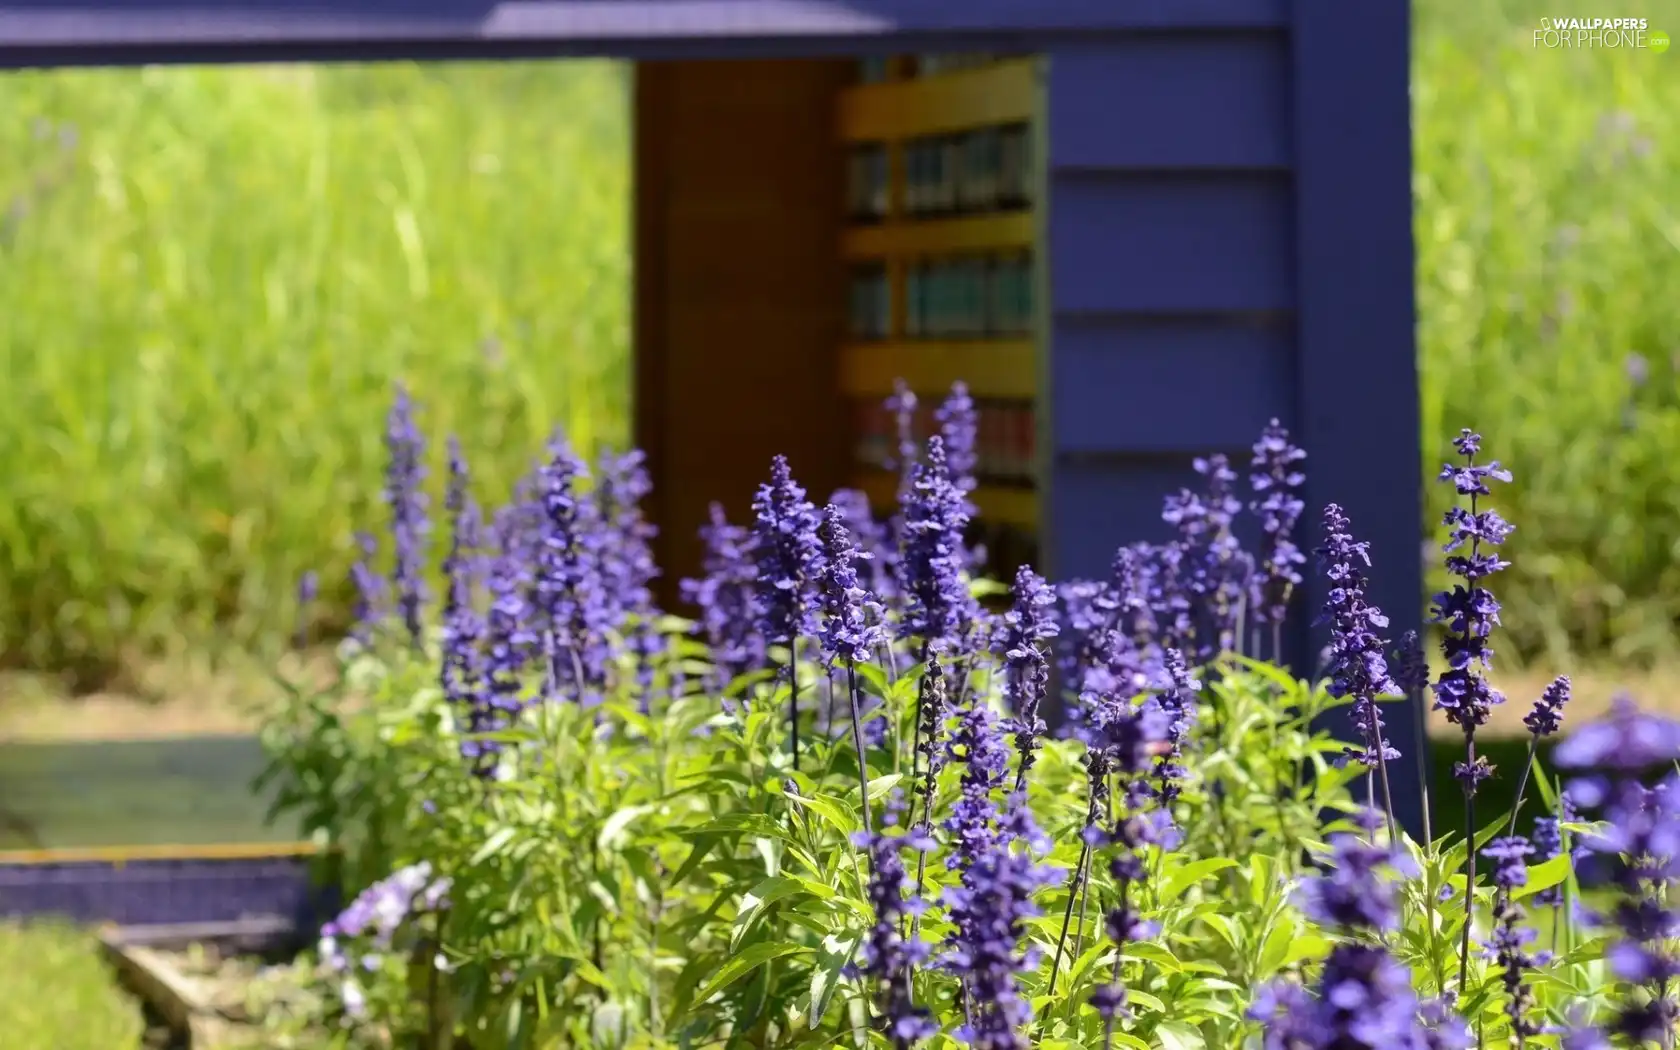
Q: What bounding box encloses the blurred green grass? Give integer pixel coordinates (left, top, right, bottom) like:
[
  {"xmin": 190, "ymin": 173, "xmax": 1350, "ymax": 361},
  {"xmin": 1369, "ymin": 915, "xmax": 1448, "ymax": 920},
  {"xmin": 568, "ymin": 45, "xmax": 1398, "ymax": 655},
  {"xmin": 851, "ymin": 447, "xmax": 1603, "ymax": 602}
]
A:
[
  {"xmin": 1414, "ymin": 0, "xmax": 1680, "ymax": 666},
  {"xmin": 0, "ymin": 920, "xmax": 148, "ymax": 1049},
  {"xmin": 0, "ymin": 62, "xmax": 631, "ymax": 683},
  {"xmin": 2, "ymin": 1, "xmax": 1679, "ymax": 684}
]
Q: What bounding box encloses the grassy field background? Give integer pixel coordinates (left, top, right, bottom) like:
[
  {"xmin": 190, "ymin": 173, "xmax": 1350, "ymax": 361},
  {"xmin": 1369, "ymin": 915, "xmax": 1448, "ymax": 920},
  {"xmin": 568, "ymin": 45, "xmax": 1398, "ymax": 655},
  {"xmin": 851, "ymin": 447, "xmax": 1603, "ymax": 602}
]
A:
[
  {"xmin": 0, "ymin": 0, "xmax": 1675, "ymax": 729},
  {"xmin": 0, "ymin": 61, "xmax": 631, "ymax": 690}
]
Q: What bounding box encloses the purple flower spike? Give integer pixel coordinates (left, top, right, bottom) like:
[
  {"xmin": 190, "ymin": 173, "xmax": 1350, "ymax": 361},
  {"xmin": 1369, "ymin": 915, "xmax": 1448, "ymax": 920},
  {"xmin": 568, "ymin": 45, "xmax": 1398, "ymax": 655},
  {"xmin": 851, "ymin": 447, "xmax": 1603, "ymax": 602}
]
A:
[
  {"xmin": 680, "ymin": 503, "xmax": 765, "ymax": 697},
  {"xmin": 534, "ymin": 439, "xmax": 610, "ymax": 704},
  {"xmin": 751, "ymin": 455, "xmax": 825, "ymax": 652},
  {"xmin": 349, "ymin": 531, "xmax": 387, "ymax": 646},
  {"xmin": 995, "ymin": 565, "xmax": 1058, "ymax": 791},
  {"xmin": 899, "ymin": 436, "xmax": 975, "ymax": 653},
  {"xmin": 1248, "ymin": 418, "xmax": 1308, "ymax": 631},
  {"xmin": 382, "ymin": 385, "xmax": 430, "ymax": 651},
  {"xmin": 1523, "ymin": 675, "xmax": 1571, "ymax": 739},
  {"xmin": 816, "ymin": 505, "xmax": 888, "ymax": 667},
  {"xmin": 851, "ymin": 825, "xmax": 937, "ymax": 1049},
  {"xmin": 1430, "ymin": 429, "xmax": 1514, "ymax": 738},
  {"xmin": 1315, "ymin": 504, "xmax": 1401, "ymax": 772}
]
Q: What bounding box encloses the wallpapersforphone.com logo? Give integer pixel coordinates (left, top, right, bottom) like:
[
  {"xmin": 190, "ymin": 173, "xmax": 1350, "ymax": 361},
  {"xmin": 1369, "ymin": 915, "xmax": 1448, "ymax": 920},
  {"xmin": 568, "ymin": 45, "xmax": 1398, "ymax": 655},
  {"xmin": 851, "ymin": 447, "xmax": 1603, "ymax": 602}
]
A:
[{"xmin": 1533, "ymin": 17, "xmax": 1670, "ymax": 51}]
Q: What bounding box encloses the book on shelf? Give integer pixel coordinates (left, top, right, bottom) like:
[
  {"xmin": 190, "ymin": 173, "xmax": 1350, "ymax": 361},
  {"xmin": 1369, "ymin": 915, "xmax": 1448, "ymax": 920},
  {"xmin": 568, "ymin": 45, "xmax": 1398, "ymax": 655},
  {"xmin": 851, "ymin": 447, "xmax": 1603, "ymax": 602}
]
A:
[
  {"xmin": 998, "ymin": 124, "xmax": 1032, "ymax": 209},
  {"xmin": 848, "ymin": 265, "xmax": 891, "ymax": 342}
]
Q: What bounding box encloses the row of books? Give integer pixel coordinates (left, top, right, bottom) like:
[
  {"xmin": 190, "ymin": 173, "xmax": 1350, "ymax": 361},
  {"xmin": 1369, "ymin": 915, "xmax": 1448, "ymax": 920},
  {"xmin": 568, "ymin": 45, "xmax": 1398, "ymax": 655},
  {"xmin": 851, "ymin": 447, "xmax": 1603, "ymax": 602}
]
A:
[
  {"xmin": 848, "ymin": 254, "xmax": 1035, "ymax": 341},
  {"xmin": 852, "ymin": 397, "xmax": 1037, "ymax": 483},
  {"xmin": 856, "ymin": 54, "xmax": 1007, "ymax": 85},
  {"xmin": 845, "ymin": 126, "xmax": 1032, "ymax": 222}
]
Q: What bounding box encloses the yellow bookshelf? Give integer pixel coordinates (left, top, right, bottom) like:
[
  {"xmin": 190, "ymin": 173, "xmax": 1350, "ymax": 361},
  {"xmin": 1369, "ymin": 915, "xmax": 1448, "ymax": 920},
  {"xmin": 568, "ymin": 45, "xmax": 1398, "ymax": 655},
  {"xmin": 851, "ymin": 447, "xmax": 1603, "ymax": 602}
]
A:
[{"xmin": 838, "ymin": 54, "xmax": 1042, "ymax": 556}]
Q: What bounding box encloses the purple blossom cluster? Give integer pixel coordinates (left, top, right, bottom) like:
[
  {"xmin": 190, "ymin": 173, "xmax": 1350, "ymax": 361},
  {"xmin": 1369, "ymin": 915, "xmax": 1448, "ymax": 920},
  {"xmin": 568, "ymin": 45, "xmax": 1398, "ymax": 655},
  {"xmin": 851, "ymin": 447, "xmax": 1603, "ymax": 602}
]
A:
[
  {"xmin": 318, "ymin": 861, "xmax": 451, "ymax": 1020},
  {"xmin": 383, "ymin": 385, "xmax": 430, "ymax": 650},
  {"xmin": 1315, "ymin": 504, "xmax": 1401, "ymax": 776}
]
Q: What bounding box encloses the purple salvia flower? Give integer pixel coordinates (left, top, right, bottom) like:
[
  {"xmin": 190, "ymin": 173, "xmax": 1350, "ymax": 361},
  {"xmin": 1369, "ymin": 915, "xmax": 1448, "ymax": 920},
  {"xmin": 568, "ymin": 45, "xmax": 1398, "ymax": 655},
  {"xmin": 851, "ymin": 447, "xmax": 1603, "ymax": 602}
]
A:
[
  {"xmin": 295, "ymin": 570, "xmax": 319, "ymax": 649},
  {"xmin": 382, "ymin": 385, "xmax": 430, "ymax": 650},
  {"xmin": 816, "ymin": 505, "xmax": 888, "ymax": 667},
  {"xmin": 830, "ymin": 486, "xmax": 896, "ymax": 601},
  {"xmin": 1430, "ymin": 429, "xmax": 1513, "ymax": 759},
  {"xmin": 1161, "ymin": 455, "xmax": 1245, "ymax": 663},
  {"xmin": 849, "ymin": 820, "xmax": 938, "ymax": 1048},
  {"xmin": 994, "ymin": 566, "xmax": 1058, "ymax": 792},
  {"xmin": 1393, "ymin": 629, "xmax": 1429, "ymax": 697},
  {"xmin": 1316, "ymin": 504, "xmax": 1402, "ymax": 772},
  {"xmin": 440, "ymin": 438, "xmax": 482, "ymax": 621},
  {"xmin": 753, "ymin": 455, "xmax": 825, "ymax": 770},
  {"xmin": 1248, "ymin": 419, "xmax": 1308, "ymax": 634},
  {"xmin": 1294, "ymin": 808, "xmax": 1417, "ymax": 934},
  {"xmin": 899, "ymin": 436, "xmax": 974, "ymax": 653},
  {"xmin": 884, "ymin": 381, "xmax": 920, "ymax": 486},
  {"xmin": 1251, "ymin": 944, "xmax": 1444, "ymax": 1050},
  {"xmin": 439, "ymin": 441, "xmax": 494, "ymax": 772},
  {"xmin": 1554, "ymin": 704, "xmax": 1680, "ymax": 1045},
  {"xmin": 940, "ymin": 699, "xmax": 1059, "ymax": 1050},
  {"xmin": 483, "ymin": 546, "xmax": 536, "ymax": 728},
  {"xmin": 595, "ymin": 448, "xmax": 662, "ymax": 696},
  {"xmin": 751, "ymin": 455, "xmax": 825, "ymax": 650},
  {"xmin": 534, "ymin": 440, "xmax": 610, "ymax": 704},
  {"xmin": 935, "ymin": 382, "xmax": 978, "ymax": 496},
  {"xmin": 1482, "ymin": 837, "xmax": 1546, "ymax": 1045},
  {"xmin": 679, "ymin": 503, "xmax": 764, "ymax": 697},
  {"xmin": 349, "ymin": 531, "xmax": 387, "ymax": 647},
  {"xmin": 1523, "ymin": 675, "xmax": 1571, "ymax": 739}
]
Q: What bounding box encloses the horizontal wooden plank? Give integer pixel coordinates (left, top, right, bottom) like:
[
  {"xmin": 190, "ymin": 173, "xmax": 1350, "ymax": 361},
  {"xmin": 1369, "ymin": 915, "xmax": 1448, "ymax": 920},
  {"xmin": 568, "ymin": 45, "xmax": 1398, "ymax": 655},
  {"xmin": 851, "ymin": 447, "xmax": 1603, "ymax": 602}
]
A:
[
  {"xmin": 1049, "ymin": 314, "xmax": 1294, "ymax": 454},
  {"xmin": 0, "ymin": 842, "xmax": 323, "ymax": 866},
  {"xmin": 1046, "ymin": 35, "xmax": 1291, "ymax": 170},
  {"xmin": 852, "ymin": 471, "xmax": 1039, "ymax": 529},
  {"xmin": 840, "ymin": 340, "xmax": 1037, "ymax": 399},
  {"xmin": 837, "ymin": 58, "xmax": 1037, "ymax": 142},
  {"xmin": 1047, "ymin": 172, "xmax": 1294, "ymax": 313},
  {"xmin": 842, "ymin": 212, "xmax": 1034, "ymax": 259}
]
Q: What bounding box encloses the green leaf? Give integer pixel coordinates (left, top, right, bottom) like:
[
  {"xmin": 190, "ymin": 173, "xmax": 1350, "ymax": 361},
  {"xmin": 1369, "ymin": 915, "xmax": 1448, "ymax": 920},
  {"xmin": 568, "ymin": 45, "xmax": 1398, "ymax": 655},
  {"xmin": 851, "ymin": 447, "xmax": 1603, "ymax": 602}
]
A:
[
  {"xmin": 1155, "ymin": 1020, "xmax": 1207, "ymax": 1050},
  {"xmin": 1512, "ymin": 854, "xmax": 1572, "ymax": 902},
  {"xmin": 597, "ymin": 804, "xmax": 656, "ymax": 851},
  {"xmin": 807, "ymin": 933, "xmax": 860, "ymax": 1026},
  {"xmin": 688, "ymin": 941, "xmax": 815, "ymax": 1010},
  {"xmin": 469, "ymin": 825, "xmax": 519, "ymax": 866},
  {"xmin": 1158, "ymin": 858, "xmax": 1239, "ymax": 903},
  {"xmin": 731, "ymin": 876, "xmax": 811, "ymax": 950}
]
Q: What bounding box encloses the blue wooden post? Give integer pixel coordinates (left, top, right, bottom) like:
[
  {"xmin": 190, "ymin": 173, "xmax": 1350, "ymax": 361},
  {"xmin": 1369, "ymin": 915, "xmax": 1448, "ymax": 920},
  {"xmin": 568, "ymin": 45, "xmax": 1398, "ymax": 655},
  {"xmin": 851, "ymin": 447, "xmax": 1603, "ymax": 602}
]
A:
[{"xmin": 1291, "ymin": 0, "xmax": 1426, "ymax": 839}]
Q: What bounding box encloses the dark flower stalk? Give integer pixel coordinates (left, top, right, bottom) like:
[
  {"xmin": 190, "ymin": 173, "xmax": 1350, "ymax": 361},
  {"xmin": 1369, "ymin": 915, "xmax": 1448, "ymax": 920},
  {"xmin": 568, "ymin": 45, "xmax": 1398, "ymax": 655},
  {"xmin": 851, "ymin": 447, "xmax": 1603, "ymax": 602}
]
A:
[
  {"xmin": 817, "ymin": 505, "xmax": 889, "ymax": 835},
  {"xmin": 994, "ymin": 565, "xmax": 1059, "ymax": 794},
  {"xmin": 752, "ymin": 455, "xmax": 825, "ymax": 772},
  {"xmin": 680, "ymin": 503, "xmax": 765, "ymax": 702},
  {"xmin": 1045, "ymin": 744, "xmax": 1110, "ymax": 999},
  {"xmin": 383, "ymin": 385, "xmax": 430, "ymax": 651},
  {"xmin": 1247, "ymin": 419, "xmax": 1308, "ymax": 660},
  {"xmin": 1429, "ymin": 429, "xmax": 1514, "ymax": 995},
  {"xmin": 1315, "ymin": 503, "xmax": 1402, "ymax": 839}
]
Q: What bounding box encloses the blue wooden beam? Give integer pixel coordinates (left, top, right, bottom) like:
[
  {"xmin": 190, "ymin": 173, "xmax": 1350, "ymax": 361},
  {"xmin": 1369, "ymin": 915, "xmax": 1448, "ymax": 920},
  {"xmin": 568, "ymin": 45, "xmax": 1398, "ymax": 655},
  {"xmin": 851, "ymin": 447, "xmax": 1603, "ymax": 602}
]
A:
[{"xmin": 1290, "ymin": 0, "xmax": 1427, "ymax": 839}]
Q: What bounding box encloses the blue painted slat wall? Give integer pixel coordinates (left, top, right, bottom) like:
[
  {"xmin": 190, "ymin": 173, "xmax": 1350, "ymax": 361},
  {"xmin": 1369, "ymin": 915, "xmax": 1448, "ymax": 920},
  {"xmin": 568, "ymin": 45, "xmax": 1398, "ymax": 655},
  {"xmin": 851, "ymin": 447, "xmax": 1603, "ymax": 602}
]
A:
[
  {"xmin": 1042, "ymin": 29, "xmax": 1297, "ymax": 574},
  {"xmin": 1041, "ymin": 5, "xmax": 1424, "ymax": 835}
]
